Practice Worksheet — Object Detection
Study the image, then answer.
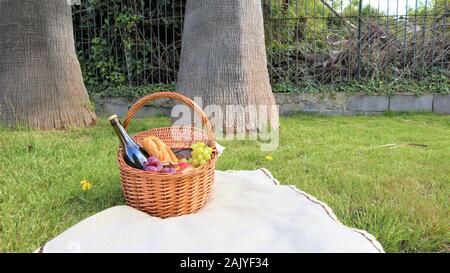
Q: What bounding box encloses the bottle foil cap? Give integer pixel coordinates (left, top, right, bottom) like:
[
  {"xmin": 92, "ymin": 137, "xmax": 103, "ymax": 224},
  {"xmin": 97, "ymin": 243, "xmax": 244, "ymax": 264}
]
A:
[{"xmin": 108, "ymin": 114, "xmax": 118, "ymax": 122}]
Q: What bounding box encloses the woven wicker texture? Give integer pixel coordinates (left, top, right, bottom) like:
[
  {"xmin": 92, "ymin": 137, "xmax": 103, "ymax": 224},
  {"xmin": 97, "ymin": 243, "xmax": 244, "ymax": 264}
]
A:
[{"xmin": 117, "ymin": 92, "xmax": 217, "ymax": 218}]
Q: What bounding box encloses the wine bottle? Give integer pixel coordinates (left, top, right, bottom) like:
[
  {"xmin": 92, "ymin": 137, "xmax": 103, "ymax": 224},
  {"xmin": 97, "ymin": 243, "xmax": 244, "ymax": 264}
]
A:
[{"xmin": 109, "ymin": 115, "xmax": 149, "ymax": 170}]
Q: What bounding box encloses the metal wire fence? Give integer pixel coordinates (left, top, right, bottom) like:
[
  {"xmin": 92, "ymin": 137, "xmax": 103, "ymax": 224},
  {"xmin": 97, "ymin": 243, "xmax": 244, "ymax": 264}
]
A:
[
  {"xmin": 73, "ymin": 0, "xmax": 449, "ymax": 92},
  {"xmin": 264, "ymin": 0, "xmax": 449, "ymax": 90},
  {"xmin": 73, "ymin": 0, "xmax": 184, "ymax": 88}
]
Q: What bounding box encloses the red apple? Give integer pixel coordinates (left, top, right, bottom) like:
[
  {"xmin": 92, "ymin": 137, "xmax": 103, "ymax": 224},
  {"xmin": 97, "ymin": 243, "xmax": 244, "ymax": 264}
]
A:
[{"xmin": 175, "ymin": 162, "xmax": 193, "ymax": 173}]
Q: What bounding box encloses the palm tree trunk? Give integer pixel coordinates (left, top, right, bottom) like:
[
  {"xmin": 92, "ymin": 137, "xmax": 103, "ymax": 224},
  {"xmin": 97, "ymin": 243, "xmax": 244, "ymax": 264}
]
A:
[
  {"xmin": 176, "ymin": 0, "xmax": 279, "ymax": 133},
  {"xmin": 0, "ymin": 0, "xmax": 96, "ymax": 130}
]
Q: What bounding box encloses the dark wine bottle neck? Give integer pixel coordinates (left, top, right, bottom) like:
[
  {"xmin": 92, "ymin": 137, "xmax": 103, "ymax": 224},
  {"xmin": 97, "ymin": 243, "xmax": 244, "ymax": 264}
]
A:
[{"xmin": 112, "ymin": 121, "xmax": 134, "ymax": 147}]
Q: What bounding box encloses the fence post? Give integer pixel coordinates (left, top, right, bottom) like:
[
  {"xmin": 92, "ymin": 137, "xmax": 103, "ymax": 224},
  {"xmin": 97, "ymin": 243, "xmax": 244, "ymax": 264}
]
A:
[{"xmin": 356, "ymin": 0, "xmax": 363, "ymax": 80}]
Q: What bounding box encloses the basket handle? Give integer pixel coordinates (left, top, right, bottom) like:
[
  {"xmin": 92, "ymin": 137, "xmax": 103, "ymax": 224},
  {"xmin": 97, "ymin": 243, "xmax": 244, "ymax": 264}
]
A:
[{"xmin": 123, "ymin": 92, "xmax": 215, "ymax": 148}]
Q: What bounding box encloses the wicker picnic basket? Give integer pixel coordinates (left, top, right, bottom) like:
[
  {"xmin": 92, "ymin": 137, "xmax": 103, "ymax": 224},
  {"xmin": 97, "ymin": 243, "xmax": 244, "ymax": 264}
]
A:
[{"xmin": 117, "ymin": 92, "xmax": 217, "ymax": 218}]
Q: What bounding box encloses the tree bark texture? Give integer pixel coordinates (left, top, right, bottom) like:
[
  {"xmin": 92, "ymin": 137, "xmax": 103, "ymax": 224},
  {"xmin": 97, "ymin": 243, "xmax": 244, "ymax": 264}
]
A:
[
  {"xmin": 0, "ymin": 0, "xmax": 96, "ymax": 130},
  {"xmin": 176, "ymin": 0, "xmax": 279, "ymax": 133}
]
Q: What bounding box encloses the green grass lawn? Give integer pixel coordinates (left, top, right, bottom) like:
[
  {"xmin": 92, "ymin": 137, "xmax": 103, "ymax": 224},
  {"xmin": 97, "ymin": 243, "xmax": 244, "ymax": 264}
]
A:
[{"xmin": 1, "ymin": 114, "xmax": 449, "ymax": 252}]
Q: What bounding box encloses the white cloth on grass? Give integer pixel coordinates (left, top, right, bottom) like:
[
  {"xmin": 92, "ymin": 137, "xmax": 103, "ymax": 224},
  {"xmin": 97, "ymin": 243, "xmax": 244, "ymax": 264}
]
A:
[{"xmin": 38, "ymin": 169, "xmax": 383, "ymax": 253}]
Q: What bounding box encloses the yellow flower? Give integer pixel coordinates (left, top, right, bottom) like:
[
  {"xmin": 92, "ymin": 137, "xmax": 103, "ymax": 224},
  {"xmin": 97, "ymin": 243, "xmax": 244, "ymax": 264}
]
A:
[
  {"xmin": 80, "ymin": 180, "xmax": 88, "ymax": 185},
  {"xmin": 80, "ymin": 180, "xmax": 92, "ymax": 191},
  {"xmin": 265, "ymin": 155, "xmax": 273, "ymax": 161}
]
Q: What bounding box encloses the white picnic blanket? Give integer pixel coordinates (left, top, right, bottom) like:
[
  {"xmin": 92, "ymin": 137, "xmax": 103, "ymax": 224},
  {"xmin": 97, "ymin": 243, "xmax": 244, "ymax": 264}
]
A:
[{"xmin": 38, "ymin": 169, "xmax": 383, "ymax": 253}]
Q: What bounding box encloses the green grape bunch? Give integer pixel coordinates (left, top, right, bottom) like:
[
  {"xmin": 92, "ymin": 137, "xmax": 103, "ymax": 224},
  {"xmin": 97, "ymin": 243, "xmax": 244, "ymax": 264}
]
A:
[{"xmin": 188, "ymin": 142, "xmax": 213, "ymax": 167}]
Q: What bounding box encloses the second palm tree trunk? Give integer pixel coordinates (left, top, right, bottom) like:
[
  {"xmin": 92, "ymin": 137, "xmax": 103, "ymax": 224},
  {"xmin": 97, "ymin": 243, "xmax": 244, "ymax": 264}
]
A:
[{"xmin": 176, "ymin": 0, "xmax": 279, "ymax": 135}]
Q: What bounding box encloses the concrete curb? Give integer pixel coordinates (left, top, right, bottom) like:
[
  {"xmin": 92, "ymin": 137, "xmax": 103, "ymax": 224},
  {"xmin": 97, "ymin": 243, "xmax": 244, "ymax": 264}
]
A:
[{"xmin": 92, "ymin": 93, "xmax": 450, "ymax": 117}]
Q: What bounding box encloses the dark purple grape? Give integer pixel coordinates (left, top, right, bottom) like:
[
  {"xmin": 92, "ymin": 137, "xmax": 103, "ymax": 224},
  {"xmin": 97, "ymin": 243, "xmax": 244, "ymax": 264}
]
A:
[
  {"xmin": 163, "ymin": 168, "xmax": 176, "ymax": 173},
  {"xmin": 147, "ymin": 159, "xmax": 163, "ymax": 171},
  {"xmin": 144, "ymin": 166, "xmax": 158, "ymax": 172},
  {"xmin": 147, "ymin": 156, "xmax": 159, "ymax": 163}
]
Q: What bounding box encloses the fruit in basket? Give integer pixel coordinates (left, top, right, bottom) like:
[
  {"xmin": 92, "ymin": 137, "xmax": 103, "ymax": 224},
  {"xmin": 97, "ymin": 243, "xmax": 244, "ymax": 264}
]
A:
[
  {"xmin": 175, "ymin": 162, "xmax": 193, "ymax": 173},
  {"xmin": 163, "ymin": 167, "xmax": 176, "ymax": 174},
  {"xmin": 144, "ymin": 165, "xmax": 158, "ymax": 172},
  {"xmin": 142, "ymin": 136, "xmax": 179, "ymax": 163},
  {"xmin": 144, "ymin": 156, "xmax": 163, "ymax": 172},
  {"xmin": 188, "ymin": 142, "xmax": 213, "ymax": 167}
]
